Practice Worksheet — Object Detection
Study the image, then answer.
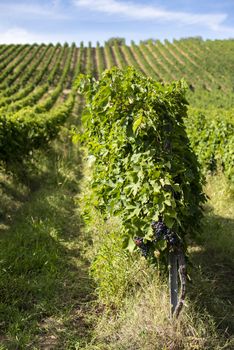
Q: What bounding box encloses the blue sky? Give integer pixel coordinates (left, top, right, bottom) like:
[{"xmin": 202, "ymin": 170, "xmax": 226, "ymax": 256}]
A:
[{"xmin": 0, "ymin": 0, "xmax": 233, "ymax": 44}]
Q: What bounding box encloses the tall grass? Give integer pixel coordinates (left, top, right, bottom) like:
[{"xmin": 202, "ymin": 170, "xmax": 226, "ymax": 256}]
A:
[
  {"xmin": 0, "ymin": 129, "xmax": 94, "ymax": 349},
  {"xmin": 199, "ymin": 173, "xmax": 234, "ymax": 256},
  {"xmin": 80, "ymin": 165, "xmax": 234, "ymax": 349},
  {"xmin": 0, "ymin": 132, "xmax": 233, "ymax": 349}
]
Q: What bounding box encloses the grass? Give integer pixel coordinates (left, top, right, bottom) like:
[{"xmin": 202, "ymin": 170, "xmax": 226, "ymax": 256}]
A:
[
  {"xmin": 198, "ymin": 173, "xmax": 234, "ymax": 255},
  {"xmin": 78, "ymin": 168, "xmax": 234, "ymax": 349},
  {"xmin": 188, "ymin": 173, "xmax": 234, "ymax": 338},
  {"xmin": 0, "ymin": 126, "xmax": 233, "ymax": 349},
  {"xmin": 0, "ymin": 128, "xmax": 95, "ymax": 349},
  {"xmin": 88, "ymin": 279, "xmax": 223, "ymax": 350}
]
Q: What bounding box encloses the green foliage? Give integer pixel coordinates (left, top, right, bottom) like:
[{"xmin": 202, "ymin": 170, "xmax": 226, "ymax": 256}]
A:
[
  {"xmin": 0, "ymin": 42, "xmax": 77, "ymax": 165},
  {"xmin": 0, "ymin": 132, "xmax": 94, "ymax": 348},
  {"xmin": 185, "ymin": 108, "xmax": 234, "ymax": 181},
  {"xmin": 77, "ymin": 67, "xmax": 206, "ymax": 262},
  {"xmin": 187, "ymin": 88, "xmax": 234, "ymax": 109},
  {"xmin": 89, "ymin": 216, "xmax": 138, "ymax": 305},
  {"xmin": 0, "ymin": 94, "xmax": 75, "ymax": 162},
  {"xmin": 105, "ymin": 37, "xmax": 126, "ymax": 46}
]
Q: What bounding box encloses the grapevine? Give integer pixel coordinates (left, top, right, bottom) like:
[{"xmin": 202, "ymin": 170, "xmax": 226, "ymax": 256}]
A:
[{"xmin": 77, "ymin": 67, "xmax": 206, "ymax": 265}]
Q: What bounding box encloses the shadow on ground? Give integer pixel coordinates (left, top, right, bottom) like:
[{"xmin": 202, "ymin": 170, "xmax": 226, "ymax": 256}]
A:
[
  {"xmin": 188, "ymin": 213, "xmax": 234, "ymax": 338},
  {"xmin": 0, "ymin": 132, "xmax": 96, "ymax": 349}
]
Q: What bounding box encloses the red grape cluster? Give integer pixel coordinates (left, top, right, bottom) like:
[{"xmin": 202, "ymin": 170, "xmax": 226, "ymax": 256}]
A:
[
  {"xmin": 134, "ymin": 220, "xmax": 181, "ymax": 257},
  {"xmin": 134, "ymin": 237, "xmax": 149, "ymax": 257},
  {"xmin": 151, "ymin": 220, "xmax": 179, "ymax": 246}
]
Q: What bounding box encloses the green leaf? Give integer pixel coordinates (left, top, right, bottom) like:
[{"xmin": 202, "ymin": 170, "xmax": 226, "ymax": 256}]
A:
[
  {"xmin": 156, "ymin": 240, "xmax": 167, "ymax": 251},
  {"xmin": 132, "ymin": 114, "xmax": 144, "ymax": 133},
  {"xmin": 78, "ymin": 66, "xmax": 206, "ymax": 268},
  {"xmin": 126, "ymin": 236, "xmax": 136, "ymax": 253}
]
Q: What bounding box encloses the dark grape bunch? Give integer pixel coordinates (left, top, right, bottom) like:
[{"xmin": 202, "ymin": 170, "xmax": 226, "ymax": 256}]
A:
[
  {"xmin": 151, "ymin": 220, "xmax": 179, "ymax": 247},
  {"xmin": 134, "ymin": 237, "xmax": 149, "ymax": 257},
  {"xmin": 151, "ymin": 220, "xmax": 168, "ymax": 240},
  {"xmin": 134, "ymin": 220, "xmax": 181, "ymax": 257}
]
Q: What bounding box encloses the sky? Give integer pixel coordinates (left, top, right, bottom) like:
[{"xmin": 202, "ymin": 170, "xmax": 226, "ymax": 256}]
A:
[{"xmin": 0, "ymin": 0, "xmax": 234, "ymax": 45}]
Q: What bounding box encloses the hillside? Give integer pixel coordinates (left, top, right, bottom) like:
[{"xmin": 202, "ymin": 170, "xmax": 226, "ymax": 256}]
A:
[
  {"xmin": 0, "ymin": 38, "xmax": 234, "ymax": 108},
  {"xmin": 0, "ymin": 38, "xmax": 233, "ymax": 349},
  {"xmin": 1, "ymin": 38, "xmax": 233, "ymax": 177}
]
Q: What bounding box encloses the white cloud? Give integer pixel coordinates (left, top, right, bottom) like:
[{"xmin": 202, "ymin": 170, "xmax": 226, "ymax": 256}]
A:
[
  {"xmin": 0, "ymin": 27, "xmax": 68, "ymax": 44},
  {"xmin": 214, "ymin": 25, "xmax": 234, "ymax": 37},
  {"xmin": 0, "ymin": 2, "xmax": 69, "ymax": 20},
  {"xmin": 52, "ymin": 0, "xmax": 62, "ymax": 9},
  {"xmin": 0, "ymin": 28, "xmax": 38, "ymax": 44},
  {"xmin": 73, "ymin": 0, "xmax": 229, "ymax": 31},
  {"xmin": 0, "ymin": 26, "xmax": 112, "ymax": 45}
]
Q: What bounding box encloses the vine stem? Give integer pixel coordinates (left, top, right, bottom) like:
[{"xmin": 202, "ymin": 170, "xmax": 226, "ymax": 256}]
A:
[
  {"xmin": 169, "ymin": 251, "xmax": 178, "ymax": 318},
  {"xmin": 174, "ymin": 250, "xmax": 186, "ymax": 318},
  {"xmin": 169, "ymin": 249, "xmax": 186, "ymax": 319}
]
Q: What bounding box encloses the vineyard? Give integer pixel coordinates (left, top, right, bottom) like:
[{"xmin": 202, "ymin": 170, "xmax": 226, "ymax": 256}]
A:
[
  {"xmin": 1, "ymin": 38, "xmax": 233, "ymax": 89},
  {"xmin": 0, "ymin": 38, "xmax": 233, "ymax": 349},
  {"xmin": 0, "ymin": 39, "xmax": 233, "ymax": 170}
]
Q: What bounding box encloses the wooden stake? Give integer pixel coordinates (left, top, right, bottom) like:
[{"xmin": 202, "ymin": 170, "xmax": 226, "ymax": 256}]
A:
[{"xmin": 169, "ymin": 251, "xmax": 178, "ymax": 318}]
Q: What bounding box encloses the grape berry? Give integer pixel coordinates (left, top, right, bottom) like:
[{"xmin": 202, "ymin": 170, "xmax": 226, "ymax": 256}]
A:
[
  {"xmin": 134, "ymin": 219, "xmax": 180, "ymax": 257},
  {"xmin": 151, "ymin": 220, "xmax": 179, "ymax": 246},
  {"xmin": 134, "ymin": 237, "xmax": 149, "ymax": 257}
]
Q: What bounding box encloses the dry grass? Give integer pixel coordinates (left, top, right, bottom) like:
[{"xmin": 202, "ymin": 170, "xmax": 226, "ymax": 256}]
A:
[
  {"xmin": 86, "ymin": 275, "xmax": 229, "ymax": 350},
  {"xmin": 80, "ymin": 173, "xmax": 234, "ymax": 350}
]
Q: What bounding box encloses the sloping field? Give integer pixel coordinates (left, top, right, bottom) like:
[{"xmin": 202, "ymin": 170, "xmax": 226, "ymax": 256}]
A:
[
  {"xmin": 1, "ymin": 38, "xmax": 233, "ymax": 177},
  {"xmin": 0, "ymin": 38, "xmax": 234, "ymax": 103},
  {"xmin": 0, "ymin": 38, "xmax": 233, "ymax": 349}
]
